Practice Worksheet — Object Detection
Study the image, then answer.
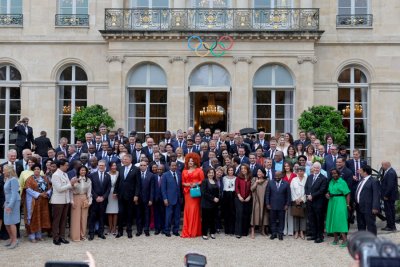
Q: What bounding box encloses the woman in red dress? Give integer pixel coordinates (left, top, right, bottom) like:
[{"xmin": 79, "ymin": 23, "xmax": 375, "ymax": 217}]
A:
[{"xmin": 181, "ymin": 153, "xmax": 204, "ymax": 238}]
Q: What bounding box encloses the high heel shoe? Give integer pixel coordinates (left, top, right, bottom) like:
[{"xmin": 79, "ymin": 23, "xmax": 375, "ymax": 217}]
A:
[{"xmin": 7, "ymin": 240, "xmax": 19, "ymax": 249}]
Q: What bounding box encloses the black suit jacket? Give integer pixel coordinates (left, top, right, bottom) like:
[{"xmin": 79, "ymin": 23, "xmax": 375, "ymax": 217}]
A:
[
  {"xmin": 380, "ymin": 168, "xmax": 399, "ymax": 201},
  {"xmin": 131, "ymin": 149, "xmax": 143, "ymax": 163},
  {"xmin": 114, "ymin": 165, "xmax": 140, "ymax": 200},
  {"xmin": 294, "ymin": 139, "xmax": 311, "ymax": 148},
  {"xmin": 346, "ymin": 159, "xmax": 367, "ymax": 176},
  {"xmin": 305, "ymin": 173, "xmax": 328, "ymax": 208},
  {"xmin": 357, "ymin": 176, "xmax": 380, "ymax": 213},
  {"xmin": 265, "ymin": 180, "xmax": 291, "ymax": 210},
  {"xmin": 138, "ymin": 171, "xmax": 155, "ymax": 204},
  {"xmin": 1, "ymin": 161, "xmax": 24, "ymax": 178},
  {"xmin": 249, "ymin": 163, "xmax": 262, "ymax": 177},
  {"xmin": 12, "ymin": 124, "xmax": 34, "ymax": 147},
  {"xmin": 33, "ymin": 136, "xmax": 53, "ymax": 157},
  {"xmin": 89, "ymin": 171, "xmax": 111, "ymax": 200},
  {"xmin": 81, "ymin": 141, "xmax": 94, "ymax": 153},
  {"xmin": 338, "ymin": 166, "xmax": 354, "ymax": 191}
]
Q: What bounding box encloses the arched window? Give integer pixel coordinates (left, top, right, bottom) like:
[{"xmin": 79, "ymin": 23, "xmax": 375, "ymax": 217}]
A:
[
  {"xmin": 0, "ymin": 65, "xmax": 21, "ymax": 159},
  {"xmin": 57, "ymin": 65, "xmax": 87, "ymax": 143},
  {"xmin": 127, "ymin": 63, "xmax": 167, "ymax": 141},
  {"xmin": 338, "ymin": 67, "xmax": 369, "ymax": 157},
  {"xmin": 189, "ymin": 64, "xmax": 230, "ymax": 87},
  {"xmin": 253, "ymin": 64, "xmax": 294, "ymax": 139}
]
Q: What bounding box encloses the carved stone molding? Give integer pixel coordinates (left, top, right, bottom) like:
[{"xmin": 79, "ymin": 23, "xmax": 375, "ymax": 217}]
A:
[
  {"xmin": 297, "ymin": 56, "xmax": 317, "ymax": 64},
  {"xmin": 168, "ymin": 56, "xmax": 188, "ymax": 63},
  {"xmin": 232, "ymin": 56, "xmax": 253, "ymax": 64},
  {"xmin": 106, "ymin": 56, "xmax": 125, "ymax": 63}
]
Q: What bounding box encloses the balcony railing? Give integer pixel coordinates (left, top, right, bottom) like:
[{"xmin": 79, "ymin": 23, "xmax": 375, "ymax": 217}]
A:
[
  {"xmin": 336, "ymin": 14, "xmax": 373, "ymax": 27},
  {"xmin": 104, "ymin": 8, "xmax": 319, "ymax": 32},
  {"xmin": 55, "ymin": 14, "xmax": 90, "ymax": 27},
  {"xmin": 0, "ymin": 14, "xmax": 23, "ymax": 27}
]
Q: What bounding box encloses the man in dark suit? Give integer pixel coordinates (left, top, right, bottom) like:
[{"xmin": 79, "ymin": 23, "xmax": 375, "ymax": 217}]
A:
[
  {"xmin": 67, "ymin": 145, "xmax": 80, "ymax": 165},
  {"xmin": 346, "ymin": 149, "xmax": 367, "ymax": 179},
  {"xmin": 238, "ymin": 147, "xmax": 250, "ymax": 165},
  {"xmin": 201, "ymin": 128, "xmax": 212, "ymax": 143},
  {"xmin": 103, "ymin": 147, "xmax": 121, "ymax": 169},
  {"xmin": 131, "ymin": 140, "xmax": 143, "ymax": 164},
  {"xmin": 12, "ymin": 117, "xmax": 34, "ymax": 159},
  {"xmin": 154, "ymin": 164, "xmax": 166, "ymax": 235},
  {"xmin": 136, "ymin": 161, "xmax": 155, "ymax": 236},
  {"xmin": 249, "ymin": 153, "xmax": 262, "ymax": 177},
  {"xmin": 55, "ymin": 137, "xmax": 69, "ymax": 158},
  {"xmin": 323, "ymin": 145, "xmax": 339, "ymax": 178},
  {"xmin": 264, "ymin": 158, "xmax": 275, "ymax": 181},
  {"xmin": 88, "ymin": 160, "xmax": 111, "ymax": 240},
  {"xmin": 114, "ymin": 154, "xmax": 140, "ymax": 238},
  {"xmin": 81, "ymin": 133, "xmax": 94, "ymax": 153},
  {"xmin": 293, "ymin": 130, "xmax": 310, "ymax": 148},
  {"xmin": 305, "ymin": 162, "xmax": 328, "ymax": 243},
  {"xmin": 33, "ymin": 131, "xmax": 53, "ymax": 158},
  {"xmin": 99, "ymin": 124, "xmax": 109, "ymax": 143},
  {"xmin": 116, "ymin": 128, "xmax": 129, "ymax": 145},
  {"xmin": 380, "ymin": 161, "xmax": 399, "ymax": 231},
  {"xmin": 142, "ymin": 137, "xmax": 155, "ymax": 160},
  {"xmin": 253, "ymin": 131, "xmax": 269, "ymax": 152},
  {"xmin": 355, "ymin": 165, "xmax": 380, "ymax": 235},
  {"xmin": 161, "ymin": 162, "xmax": 182, "ymax": 237},
  {"xmin": 264, "ymin": 139, "xmax": 277, "ymax": 159},
  {"xmin": 174, "ymin": 132, "xmax": 187, "ymax": 151},
  {"xmin": 324, "ymin": 134, "xmax": 335, "ymax": 155},
  {"xmin": 265, "ymin": 171, "xmax": 290, "ymax": 240},
  {"xmin": 336, "ymin": 157, "xmax": 353, "ymax": 187}
]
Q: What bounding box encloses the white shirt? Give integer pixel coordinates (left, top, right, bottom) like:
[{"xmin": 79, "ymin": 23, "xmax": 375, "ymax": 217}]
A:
[
  {"xmin": 223, "ymin": 176, "xmax": 236, "ymax": 192},
  {"xmin": 356, "ymin": 175, "xmax": 370, "ymax": 203}
]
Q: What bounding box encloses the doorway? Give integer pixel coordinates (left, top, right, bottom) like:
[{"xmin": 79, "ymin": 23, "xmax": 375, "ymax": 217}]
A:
[{"xmin": 190, "ymin": 92, "xmax": 229, "ymax": 132}]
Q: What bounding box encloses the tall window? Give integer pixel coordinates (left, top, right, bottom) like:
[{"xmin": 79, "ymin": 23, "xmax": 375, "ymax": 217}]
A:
[
  {"xmin": 0, "ymin": 0, "xmax": 22, "ymax": 14},
  {"xmin": 253, "ymin": 65, "xmax": 294, "ymax": 139},
  {"xmin": 130, "ymin": 0, "xmax": 169, "ymax": 7},
  {"xmin": 0, "ymin": 65, "xmax": 21, "ymax": 159},
  {"xmin": 127, "ymin": 64, "xmax": 167, "ymax": 141},
  {"xmin": 253, "ymin": 0, "xmax": 293, "ymax": 8},
  {"xmin": 58, "ymin": 0, "xmax": 88, "ymax": 14},
  {"xmin": 338, "ymin": 67, "xmax": 369, "ymax": 158},
  {"xmin": 338, "ymin": 0, "xmax": 369, "ymax": 15},
  {"xmin": 58, "ymin": 65, "xmax": 87, "ymax": 143},
  {"xmin": 193, "ymin": 0, "xmax": 232, "ymax": 8}
]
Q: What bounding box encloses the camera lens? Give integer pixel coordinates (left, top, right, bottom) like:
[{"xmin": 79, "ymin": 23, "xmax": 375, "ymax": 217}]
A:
[{"xmin": 347, "ymin": 231, "xmax": 376, "ymax": 259}]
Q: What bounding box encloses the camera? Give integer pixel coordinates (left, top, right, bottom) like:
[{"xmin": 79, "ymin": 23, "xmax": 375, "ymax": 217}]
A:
[
  {"xmin": 184, "ymin": 253, "xmax": 207, "ymax": 267},
  {"xmin": 347, "ymin": 231, "xmax": 400, "ymax": 267}
]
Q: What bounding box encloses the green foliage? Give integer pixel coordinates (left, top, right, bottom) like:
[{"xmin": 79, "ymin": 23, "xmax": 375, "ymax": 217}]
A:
[
  {"xmin": 71, "ymin": 104, "xmax": 115, "ymax": 141},
  {"xmin": 298, "ymin": 105, "xmax": 347, "ymax": 145}
]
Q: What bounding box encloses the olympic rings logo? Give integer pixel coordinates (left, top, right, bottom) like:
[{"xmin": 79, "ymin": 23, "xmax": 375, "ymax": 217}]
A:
[{"xmin": 187, "ymin": 35, "xmax": 234, "ymax": 58}]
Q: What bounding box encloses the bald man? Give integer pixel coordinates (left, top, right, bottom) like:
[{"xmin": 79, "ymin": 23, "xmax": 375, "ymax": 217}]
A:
[{"xmin": 380, "ymin": 161, "xmax": 399, "ymax": 231}]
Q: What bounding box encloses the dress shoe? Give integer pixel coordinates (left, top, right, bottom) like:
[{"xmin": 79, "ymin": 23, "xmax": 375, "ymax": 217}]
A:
[
  {"xmin": 127, "ymin": 233, "xmax": 133, "ymax": 238},
  {"xmin": 307, "ymin": 236, "xmax": 316, "ymax": 241},
  {"xmin": 314, "ymin": 238, "xmax": 324, "ymax": 243},
  {"xmin": 98, "ymin": 234, "xmax": 106, "ymax": 239},
  {"xmin": 278, "ymin": 234, "xmax": 283, "ymax": 241},
  {"xmin": 53, "ymin": 239, "xmax": 61, "ymax": 245},
  {"xmin": 59, "ymin": 238, "xmax": 69, "ymax": 244},
  {"xmin": 270, "ymin": 234, "xmax": 277, "ymax": 240},
  {"xmin": 173, "ymin": 232, "xmax": 180, "ymax": 237},
  {"xmin": 145, "ymin": 232, "xmax": 150, "ymax": 237},
  {"xmin": 381, "ymin": 227, "xmax": 396, "ymax": 231},
  {"xmin": 154, "ymin": 230, "xmax": 160, "ymax": 235},
  {"xmin": 165, "ymin": 233, "xmax": 171, "ymax": 237},
  {"xmin": 210, "ymin": 234, "xmax": 216, "ymax": 239},
  {"xmin": 7, "ymin": 240, "xmax": 19, "ymax": 249},
  {"xmin": 136, "ymin": 232, "xmax": 142, "ymax": 237},
  {"xmin": 88, "ymin": 235, "xmax": 94, "ymax": 241},
  {"xmin": 202, "ymin": 235, "xmax": 208, "ymax": 240},
  {"xmin": 115, "ymin": 233, "xmax": 123, "ymax": 238}
]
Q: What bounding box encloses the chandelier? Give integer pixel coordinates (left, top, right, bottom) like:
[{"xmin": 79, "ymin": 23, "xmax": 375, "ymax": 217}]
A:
[
  {"xmin": 63, "ymin": 104, "xmax": 83, "ymax": 114},
  {"xmin": 199, "ymin": 0, "xmax": 226, "ymax": 7},
  {"xmin": 200, "ymin": 94, "xmax": 224, "ymax": 125},
  {"xmin": 342, "ymin": 104, "xmax": 363, "ymax": 117}
]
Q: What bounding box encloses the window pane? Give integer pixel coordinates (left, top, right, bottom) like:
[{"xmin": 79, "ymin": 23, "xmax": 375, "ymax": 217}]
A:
[
  {"xmin": 338, "ymin": 88, "xmax": 350, "ymax": 102},
  {"xmin": 275, "ymin": 90, "xmax": 293, "ymax": 104},
  {"xmin": 355, "ymin": 119, "xmax": 367, "ymax": 133},
  {"xmin": 9, "ymin": 101, "xmax": 21, "ymax": 115},
  {"xmin": 211, "ymin": 65, "xmax": 230, "ymax": 86},
  {"xmin": 152, "ymin": 0, "xmax": 169, "ymax": 8},
  {"xmin": 76, "ymin": 0, "xmax": 88, "ymax": 14},
  {"xmin": 150, "ymin": 104, "xmax": 167, "ymax": 117},
  {"xmin": 149, "ymin": 119, "xmax": 166, "ymax": 132},
  {"xmin": 75, "ymin": 101, "xmax": 87, "ymax": 112},
  {"xmin": 355, "ymin": 8, "xmax": 368, "ymax": 14},
  {"xmin": 0, "ymin": 115, "xmax": 4, "ymax": 128},
  {"xmin": 0, "ymin": 66, "xmax": 6, "ymax": 80},
  {"xmin": 129, "ymin": 90, "xmax": 146, "ymax": 103},
  {"xmin": 136, "ymin": 0, "xmax": 150, "ymax": 7},
  {"xmin": 59, "ymin": 130, "xmax": 71, "ymax": 141},
  {"xmin": 275, "ymin": 105, "xmax": 293, "ymax": 119},
  {"xmin": 10, "ymin": 67, "xmax": 21, "ymax": 81},
  {"xmin": 256, "ymin": 91, "xmax": 271, "ymax": 104},
  {"xmin": 338, "ymin": 69, "xmax": 350, "ymax": 83},
  {"xmin": 275, "ymin": 65, "xmax": 293, "ymax": 86},
  {"xmin": 0, "ymin": 87, "xmax": 5, "ymax": 99},
  {"xmin": 59, "ymin": 115, "xmax": 72, "ymax": 129},
  {"xmin": 275, "ymin": 119, "xmax": 292, "ymax": 134},
  {"xmin": 256, "ymin": 105, "xmax": 271, "ymax": 118},
  {"xmin": 10, "ymin": 0, "xmax": 22, "ymax": 14},
  {"xmin": 60, "ymin": 100, "xmax": 72, "ymax": 114},
  {"xmin": 129, "ymin": 65, "xmax": 147, "ymax": 86},
  {"xmin": 0, "ymin": 100, "xmax": 5, "ymax": 114},
  {"xmin": 355, "ymin": 0, "xmax": 368, "ymax": 8},
  {"xmin": 190, "ymin": 65, "xmax": 209, "ymax": 86},
  {"xmin": 75, "ymin": 67, "xmax": 88, "ymax": 81},
  {"xmin": 10, "ymin": 88, "xmax": 20, "ymax": 99},
  {"xmin": 75, "ymin": 86, "xmax": 87, "ymax": 99},
  {"xmin": 60, "ymin": 67, "xmax": 72, "ymax": 81},
  {"xmin": 131, "ymin": 118, "xmax": 146, "ymax": 132},
  {"xmin": 129, "ymin": 104, "xmax": 146, "ymax": 117},
  {"xmin": 354, "ymin": 69, "xmax": 367, "ymax": 83},
  {"xmin": 256, "ymin": 119, "xmax": 271, "ymax": 135},
  {"xmin": 149, "ymin": 64, "xmax": 167, "ymax": 85},
  {"xmin": 150, "ymin": 90, "xmax": 167, "ymax": 103},
  {"xmin": 60, "ymin": 86, "xmax": 72, "ymax": 99},
  {"xmin": 254, "ymin": 66, "xmax": 273, "ymax": 86},
  {"xmin": 354, "ymin": 88, "xmax": 368, "ymax": 103},
  {"xmin": 354, "ymin": 134, "xmax": 367, "ymax": 148},
  {"xmin": 338, "ymin": 0, "xmax": 351, "ymax": 7},
  {"xmin": 254, "ymin": 0, "xmax": 271, "ymax": 8}
]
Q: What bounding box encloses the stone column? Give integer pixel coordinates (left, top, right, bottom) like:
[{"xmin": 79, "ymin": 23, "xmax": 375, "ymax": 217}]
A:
[
  {"xmin": 106, "ymin": 55, "xmax": 126, "ymax": 128},
  {"xmin": 167, "ymin": 56, "xmax": 188, "ymax": 130},
  {"xmin": 231, "ymin": 56, "xmax": 253, "ymax": 131}
]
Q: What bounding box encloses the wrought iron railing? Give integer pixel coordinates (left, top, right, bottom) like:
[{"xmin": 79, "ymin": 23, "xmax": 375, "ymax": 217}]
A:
[
  {"xmin": 0, "ymin": 14, "xmax": 23, "ymax": 27},
  {"xmin": 104, "ymin": 8, "xmax": 319, "ymax": 32},
  {"xmin": 55, "ymin": 14, "xmax": 90, "ymax": 27},
  {"xmin": 336, "ymin": 14, "xmax": 373, "ymax": 27}
]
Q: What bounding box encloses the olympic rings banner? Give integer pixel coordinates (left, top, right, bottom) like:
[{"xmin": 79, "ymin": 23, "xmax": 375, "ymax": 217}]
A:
[{"xmin": 187, "ymin": 35, "xmax": 234, "ymax": 58}]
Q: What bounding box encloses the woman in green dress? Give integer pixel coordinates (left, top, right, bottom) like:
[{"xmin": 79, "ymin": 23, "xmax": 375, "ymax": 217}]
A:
[{"xmin": 325, "ymin": 169, "xmax": 351, "ymax": 247}]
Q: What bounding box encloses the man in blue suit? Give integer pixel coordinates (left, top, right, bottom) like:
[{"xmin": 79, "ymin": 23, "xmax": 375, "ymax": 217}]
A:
[
  {"xmin": 136, "ymin": 161, "xmax": 155, "ymax": 236},
  {"xmin": 265, "ymin": 171, "xmax": 290, "ymax": 240},
  {"xmin": 323, "ymin": 145, "xmax": 339, "ymax": 177},
  {"xmin": 161, "ymin": 162, "xmax": 182, "ymax": 237},
  {"xmin": 154, "ymin": 164, "xmax": 166, "ymax": 235}
]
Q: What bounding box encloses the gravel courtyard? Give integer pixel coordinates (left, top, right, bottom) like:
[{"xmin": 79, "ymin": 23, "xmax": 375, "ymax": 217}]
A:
[{"xmin": 2, "ymin": 223, "xmax": 400, "ymax": 267}]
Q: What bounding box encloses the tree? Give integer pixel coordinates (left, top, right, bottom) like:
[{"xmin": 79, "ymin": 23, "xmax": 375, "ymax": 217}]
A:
[
  {"xmin": 71, "ymin": 104, "xmax": 115, "ymax": 141},
  {"xmin": 298, "ymin": 105, "xmax": 347, "ymax": 145}
]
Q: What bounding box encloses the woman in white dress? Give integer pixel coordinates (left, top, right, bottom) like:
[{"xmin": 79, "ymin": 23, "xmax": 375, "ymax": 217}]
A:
[{"xmin": 106, "ymin": 161, "xmax": 119, "ymax": 235}]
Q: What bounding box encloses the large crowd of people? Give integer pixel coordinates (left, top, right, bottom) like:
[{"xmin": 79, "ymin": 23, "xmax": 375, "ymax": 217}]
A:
[{"xmin": 0, "ymin": 122, "xmax": 398, "ymax": 250}]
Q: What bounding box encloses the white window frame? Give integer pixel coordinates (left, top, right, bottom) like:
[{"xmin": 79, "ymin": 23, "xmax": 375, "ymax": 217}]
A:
[
  {"xmin": 58, "ymin": 0, "xmax": 88, "ymax": 14},
  {"xmin": 0, "ymin": 65, "xmax": 21, "ymax": 160},
  {"xmin": 338, "ymin": 0, "xmax": 370, "ymax": 15},
  {"xmin": 57, "ymin": 65, "xmax": 87, "ymax": 143},
  {"xmin": 338, "ymin": 67, "xmax": 369, "ymax": 157}
]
